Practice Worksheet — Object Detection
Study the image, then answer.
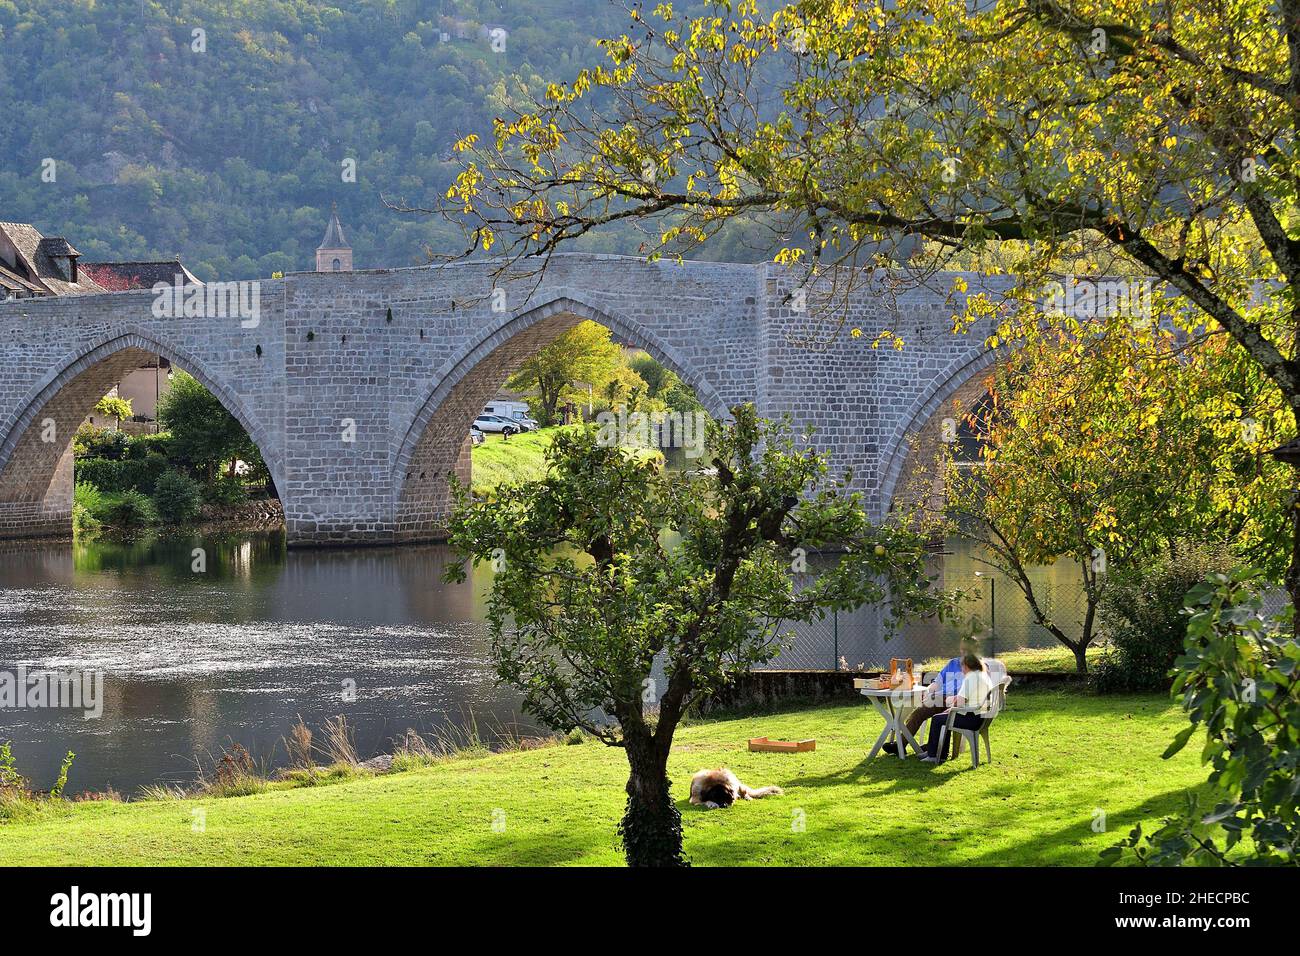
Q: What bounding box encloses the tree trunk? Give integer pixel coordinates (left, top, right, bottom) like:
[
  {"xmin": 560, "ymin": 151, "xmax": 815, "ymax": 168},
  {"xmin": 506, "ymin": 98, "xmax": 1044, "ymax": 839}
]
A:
[
  {"xmin": 1288, "ymin": 488, "xmax": 1300, "ymax": 640},
  {"xmin": 618, "ymin": 735, "xmax": 686, "ymax": 867},
  {"xmin": 1074, "ymin": 600, "xmax": 1097, "ymax": 675}
]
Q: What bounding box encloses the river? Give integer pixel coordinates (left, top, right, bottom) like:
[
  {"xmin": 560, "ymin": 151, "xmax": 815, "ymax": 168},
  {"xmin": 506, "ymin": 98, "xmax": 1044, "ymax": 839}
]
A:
[
  {"xmin": 0, "ymin": 529, "xmax": 1085, "ymax": 796},
  {"xmin": 0, "ymin": 532, "xmax": 531, "ymax": 796}
]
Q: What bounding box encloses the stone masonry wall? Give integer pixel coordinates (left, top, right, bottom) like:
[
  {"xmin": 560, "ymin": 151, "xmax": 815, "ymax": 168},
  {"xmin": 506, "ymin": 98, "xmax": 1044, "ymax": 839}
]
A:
[{"xmin": 0, "ymin": 255, "xmax": 995, "ymax": 545}]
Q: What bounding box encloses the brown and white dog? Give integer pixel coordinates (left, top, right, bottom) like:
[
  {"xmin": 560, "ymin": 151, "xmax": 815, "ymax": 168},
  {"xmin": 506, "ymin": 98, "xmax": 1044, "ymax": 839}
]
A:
[{"xmin": 689, "ymin": 768, "xmax": 783, "ymax": 809}]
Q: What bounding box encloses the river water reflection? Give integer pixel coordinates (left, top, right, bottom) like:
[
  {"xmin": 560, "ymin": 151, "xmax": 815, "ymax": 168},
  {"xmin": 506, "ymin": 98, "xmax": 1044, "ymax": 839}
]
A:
[{"xmin": 0, "ymin": 532, "xmax": 530, "ymax": 795}]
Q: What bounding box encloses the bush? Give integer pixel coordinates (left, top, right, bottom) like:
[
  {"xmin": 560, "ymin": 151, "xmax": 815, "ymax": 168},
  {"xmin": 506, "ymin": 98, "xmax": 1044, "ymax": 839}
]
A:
[
  {"xmin": 124, "ymin": 432, "xmax": 175, "ymax": 461},
  {"xmin": 1094, "ymin": 545, "xmax": 1236, "ymax": 693},
  {"xmin": 73, "ymin": 424, "xmax": 128, "ymax": 461},
  {"xmin": 71, "ymin": 502, "xmax": 100, "ymax": 536},
  {"xmin": 73, "ymin": 480, "xmax": 105, "ymax": 514},
  {"xmin": 99, "ymin": 490, "xmax": 158, "ymax": 529},
  {"xmin": 75, "ymin": 454, "xmax": 170, "ymax": 495},
  {"xmin": 203, "ymin": 473, "xmax": 248, "ymax": 505},
  {"xmin": 1103, "ymin": 569, "xmax": 1300, "ymax": 866},
  {"xmin": 72, "ymin": 482, "xmax": 105, "ymax": 536},
  {"xmin": 152, "ymin": 470, "xmax": 203, "ymax": 524}
]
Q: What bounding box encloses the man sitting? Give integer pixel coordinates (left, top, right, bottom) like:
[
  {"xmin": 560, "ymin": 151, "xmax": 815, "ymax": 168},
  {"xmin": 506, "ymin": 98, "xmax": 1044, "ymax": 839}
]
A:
[
  {"xmin": 920, "ymin": 653, "xmax": 995, "ymax": 763},
  {"xmin": 882, "ymin": 635, "xmax": 979, "ymax": 757}
]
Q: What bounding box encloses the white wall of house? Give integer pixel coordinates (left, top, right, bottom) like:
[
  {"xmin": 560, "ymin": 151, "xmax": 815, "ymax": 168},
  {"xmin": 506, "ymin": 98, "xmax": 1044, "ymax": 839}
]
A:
[{"xmin": 84, "ymin": 358, "xmax": 174, "ymax": 432}]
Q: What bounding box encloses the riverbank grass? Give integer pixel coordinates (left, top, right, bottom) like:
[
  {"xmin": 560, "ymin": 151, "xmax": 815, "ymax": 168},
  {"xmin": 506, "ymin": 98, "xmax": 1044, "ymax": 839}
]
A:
[{"xmin": 0, "ymin": 689, "xmax": 1207, "ymax": 866}]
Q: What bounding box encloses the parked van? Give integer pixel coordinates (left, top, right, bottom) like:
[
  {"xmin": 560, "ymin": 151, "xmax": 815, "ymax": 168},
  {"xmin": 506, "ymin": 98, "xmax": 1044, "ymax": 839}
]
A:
[{"xmin": 483, "ymin": 400, "xmax": 531, "ymax": 421}]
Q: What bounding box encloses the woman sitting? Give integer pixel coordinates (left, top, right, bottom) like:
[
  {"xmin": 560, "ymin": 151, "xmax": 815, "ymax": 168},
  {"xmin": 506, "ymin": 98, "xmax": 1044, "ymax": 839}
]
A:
[{"xmin": 920, "ymin": 653, "xmax": 994, "ymax": 763}]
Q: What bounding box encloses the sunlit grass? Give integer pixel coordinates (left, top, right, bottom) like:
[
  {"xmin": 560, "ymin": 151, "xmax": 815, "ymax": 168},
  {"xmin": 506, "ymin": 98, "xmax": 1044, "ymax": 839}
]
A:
[
  {"xmin": 471, "ymin": 424, "xmax": 661, "ymax": 497},
  {"xmin": 919, "ymin": 643, "xmax": 1104, "ymax": 675},
  {"xmin": 0, "ymin": 689, "xmax": 1205, "ymax": 866}
]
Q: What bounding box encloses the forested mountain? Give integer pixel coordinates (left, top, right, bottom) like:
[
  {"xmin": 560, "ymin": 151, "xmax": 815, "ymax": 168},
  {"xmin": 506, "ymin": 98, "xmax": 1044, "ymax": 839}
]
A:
[{"xmin": 0, "ymin": 0, "xmax": 762, "ymax": 280}]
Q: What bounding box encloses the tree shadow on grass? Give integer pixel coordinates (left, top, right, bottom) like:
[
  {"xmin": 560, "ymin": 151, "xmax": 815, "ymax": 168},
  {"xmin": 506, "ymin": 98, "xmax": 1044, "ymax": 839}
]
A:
[
  {"xmin": 960, "ymin": 785, "xmax": 1204, "ymax": 866},
  {"xmin": 673, "ymin": 784, "xmax": 1204, "ymax": 867},
  {"xmin": 462, "ymin": 828, "xmax": 614, "ymax": 866},
  {"xmin": 784, "ymin": 749, "xmax": 967, "ymax": 798}
]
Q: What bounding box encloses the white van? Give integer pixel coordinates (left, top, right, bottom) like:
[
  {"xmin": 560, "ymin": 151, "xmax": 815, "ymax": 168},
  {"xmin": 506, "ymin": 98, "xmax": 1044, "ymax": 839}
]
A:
[{"xmin": 483, "ymin": 400, "xmax": 531, "ymax": 421}]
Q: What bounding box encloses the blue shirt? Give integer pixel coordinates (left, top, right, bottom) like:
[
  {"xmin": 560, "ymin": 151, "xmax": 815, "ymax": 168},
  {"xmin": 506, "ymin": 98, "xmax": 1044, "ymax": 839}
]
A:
[{"xmin": 938, "ymin": 658, "xmax": 965, "ymax": 696}]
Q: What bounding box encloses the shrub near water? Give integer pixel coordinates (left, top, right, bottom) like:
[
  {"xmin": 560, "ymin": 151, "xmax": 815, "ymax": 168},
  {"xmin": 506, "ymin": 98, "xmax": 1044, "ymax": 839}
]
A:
[
  {"xmin": 72, "ymin": 481, "xmax": 103, "ymax": 536},
  {"xmin": 75, "ymin": 454, "xmax": 170, "ymax": 495},
  {"xmin": 99, "ymin": 490, "xmax": 158, "ymax": 529},
  {"xmin": 152, "ymin": 470, "xmax": 203, "ymax": 524},
  {"xmin": 0, "ymin": 742, "xmax": 75, "ymax": 823}
]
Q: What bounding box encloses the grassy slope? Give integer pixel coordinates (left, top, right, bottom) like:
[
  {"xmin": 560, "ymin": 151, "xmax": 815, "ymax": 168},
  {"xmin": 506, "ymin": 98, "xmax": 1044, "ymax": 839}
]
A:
[
  {"xmin": 0, "ymin": 690, "xmax": 1205, "ymax": 866},
  {"xmin": 470, "ymin": 426, "xmax": 661, "ymax": 497},
  {"xmin": 469, "ymin": 428, "xmax": 564, "ymax": 497}
]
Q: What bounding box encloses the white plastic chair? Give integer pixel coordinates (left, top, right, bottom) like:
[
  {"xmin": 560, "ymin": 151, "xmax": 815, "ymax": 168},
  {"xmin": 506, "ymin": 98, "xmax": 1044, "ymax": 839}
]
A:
[{"xmin": 939, "ymin": 673, "xmax": 1011, "ymax": 769}]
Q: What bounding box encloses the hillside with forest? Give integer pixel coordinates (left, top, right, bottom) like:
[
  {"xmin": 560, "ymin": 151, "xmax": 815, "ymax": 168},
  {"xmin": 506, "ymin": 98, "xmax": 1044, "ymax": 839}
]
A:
[{"xmin": 0, "ymin": 0, "xmax": 770, "ymax": 280}]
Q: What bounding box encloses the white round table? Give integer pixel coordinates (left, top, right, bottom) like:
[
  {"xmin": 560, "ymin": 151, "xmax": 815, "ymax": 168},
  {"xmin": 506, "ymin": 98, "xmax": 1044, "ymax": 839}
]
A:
[{"xmin": 858, "ymin": 686, "xmax": 940, "ymax": 759}]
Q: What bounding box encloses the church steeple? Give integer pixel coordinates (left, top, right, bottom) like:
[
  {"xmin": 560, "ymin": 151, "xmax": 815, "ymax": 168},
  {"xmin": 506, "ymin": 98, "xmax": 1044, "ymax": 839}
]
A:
[{"xmin": 316, "ymin": 202, "xmax": 353, "ymax": 272}]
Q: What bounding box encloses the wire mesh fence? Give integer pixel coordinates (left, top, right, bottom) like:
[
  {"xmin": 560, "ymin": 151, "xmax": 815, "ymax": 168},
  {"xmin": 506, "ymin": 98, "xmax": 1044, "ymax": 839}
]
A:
[
  {"xmin": 759, "ymin": 566, "xmax": 1091, "ymax": 671},
  {"xmin": 759, "ymin": 561, "xmax": 1292, "ymax": 672}
]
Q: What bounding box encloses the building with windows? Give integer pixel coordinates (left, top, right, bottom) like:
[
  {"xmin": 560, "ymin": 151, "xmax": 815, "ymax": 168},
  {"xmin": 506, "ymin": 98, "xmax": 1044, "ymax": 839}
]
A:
[{"xmin": 0, "ymin": 221, "xmax": 106, "ymax": 298}]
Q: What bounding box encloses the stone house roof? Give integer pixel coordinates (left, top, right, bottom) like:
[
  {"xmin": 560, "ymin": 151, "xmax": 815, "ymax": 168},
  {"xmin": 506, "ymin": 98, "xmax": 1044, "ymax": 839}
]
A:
[
  {"xmin": 0, "ymin": 262, "xmax": 45, "ymax": 296},
  {"xmin": 81, "ymin": 258, "xmax": 203, "ymax": 291},
  {"xmin": 0, "ymin": 221, "xmax": 106, "ymax": 296}
]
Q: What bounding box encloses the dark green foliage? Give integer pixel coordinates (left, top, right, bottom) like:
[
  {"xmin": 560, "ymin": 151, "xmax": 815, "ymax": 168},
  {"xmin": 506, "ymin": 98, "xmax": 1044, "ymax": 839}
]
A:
[
  {"xmin": 74, "ymin": 454, "xmax": 170, "ymax": 495},
  {"xmin": 1103, "ymin": 570, "xmax": 1300, "ymax": 866},
  {"xmin": 0, "ymin": 0, "xmax": 652, "ymax": 277},
  {"xmin": 618, "ymin": 778, "xmax": 688, "ymax": 868},
  {"xmin": 152, "ymin": 470, "xmax": 203, "ymax": 524},
  {"xmin": 99, "ymin": 490, "xmax": 158, "ymax": 528},
  {"xmin": 73, "ymin": 425, "xmax": 128, "ymax": 461},
  {"xmin": 1093, "ymin": 546, "xmax": 1237, "ymax": 693},
  {"xmin": 123, "ymin": 432, "xmax": 175, "ymax": 461},
  {"xmin": 202, "ymin": 474, "xmax": 249, "ymax": 506},
  {"xmin": 156, "ymin": 372, "xmax": 262, "ymax": 481}
]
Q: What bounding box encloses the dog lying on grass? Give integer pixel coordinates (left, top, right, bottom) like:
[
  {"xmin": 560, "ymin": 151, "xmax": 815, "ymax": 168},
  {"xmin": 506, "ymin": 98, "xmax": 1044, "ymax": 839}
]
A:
[{"xmin": 689, "ymin": 768, "xmax": 783, "ymax": 809}]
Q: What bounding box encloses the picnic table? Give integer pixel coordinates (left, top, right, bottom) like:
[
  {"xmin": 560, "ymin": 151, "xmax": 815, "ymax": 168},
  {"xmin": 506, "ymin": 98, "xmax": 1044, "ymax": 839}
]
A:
[{"xmin": 856, "ymin": 682, "xmax": 942, "ymax": 760}]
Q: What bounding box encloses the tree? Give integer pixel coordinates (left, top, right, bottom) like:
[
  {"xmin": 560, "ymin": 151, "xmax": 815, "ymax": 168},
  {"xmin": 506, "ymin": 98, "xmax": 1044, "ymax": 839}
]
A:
[
  {"xmin": 506, "ymin": 320, "xmax": 622, "ymax": 424},
  {"xmin": 156, "ymin": 371, "xmax": 261, "ymax": 482},
  {"xmin": 443, "ymin": 405, "xmax": 951, "ymax": 866},
  {"xmin": 443, "ymin": 0, "xmax": 1300, "ymax": 627},
  {"xmin": 628, "ymin": 352, "xmax": 705, "ymax": 413},
  {"xmin": 936, "ymin": 312, "xmax": 1290, "ymax": 672},
  {"xmin": 597, "ymin": 363, "xmax": 650, "ymax": 411},
  {"xmin": 94, "ymin": 395, "xmax": 132, "ymax": 431}
]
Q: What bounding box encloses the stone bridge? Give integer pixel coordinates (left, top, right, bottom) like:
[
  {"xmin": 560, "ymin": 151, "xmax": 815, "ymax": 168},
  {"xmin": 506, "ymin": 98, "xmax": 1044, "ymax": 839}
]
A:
[{"xmin": 0, "ymin": 254, "xmax": 996, "ymax": 546}]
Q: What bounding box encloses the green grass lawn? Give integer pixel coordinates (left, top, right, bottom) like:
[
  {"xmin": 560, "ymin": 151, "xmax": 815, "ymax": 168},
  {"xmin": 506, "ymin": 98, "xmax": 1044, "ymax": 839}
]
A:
[
  {"xmin": 920, "ymin": 644, "xmax": 1105, "ymax": 675},
  {"xmin": 0, "ymin": 688, "xmax": 1207, "ymax": 866},
  {"xmin": 469, "ymin": 427, "xmax": 564, "ymax": 496},
  {"xmin": 470, "ymin": 425, "xmax": 661, "ymax": 497}
]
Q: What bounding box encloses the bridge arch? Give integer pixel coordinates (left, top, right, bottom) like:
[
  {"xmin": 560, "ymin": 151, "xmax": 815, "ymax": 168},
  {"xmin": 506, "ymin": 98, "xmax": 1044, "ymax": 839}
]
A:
[
  {"xmin": 391, "ymin": 295, "xmax": 731, "ymax": 541},
  {"xmin": 0, "ymin": 328, "xmax": 284, "ymax": 536},
  {"xmin": 875, "ymin": 346, "xmax": 1002, "ymax": 519}
]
